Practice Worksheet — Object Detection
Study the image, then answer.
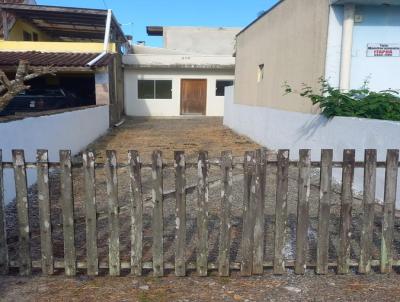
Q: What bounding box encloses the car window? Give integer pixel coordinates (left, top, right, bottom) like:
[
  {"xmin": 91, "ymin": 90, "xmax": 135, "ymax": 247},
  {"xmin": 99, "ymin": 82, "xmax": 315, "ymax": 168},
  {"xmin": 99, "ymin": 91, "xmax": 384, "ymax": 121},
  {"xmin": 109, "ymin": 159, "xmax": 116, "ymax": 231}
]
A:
[{"xmin": 18, "ymin": 89, "xmax": 64, "ymax": 97}]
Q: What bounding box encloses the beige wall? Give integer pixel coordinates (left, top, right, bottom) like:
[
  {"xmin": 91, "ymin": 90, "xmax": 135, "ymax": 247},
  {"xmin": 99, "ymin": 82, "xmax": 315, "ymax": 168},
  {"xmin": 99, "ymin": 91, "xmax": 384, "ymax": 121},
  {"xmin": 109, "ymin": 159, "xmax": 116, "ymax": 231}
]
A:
[{"xmin": 234, "ymin": 0, "xmax": 330, "ymax": 114}]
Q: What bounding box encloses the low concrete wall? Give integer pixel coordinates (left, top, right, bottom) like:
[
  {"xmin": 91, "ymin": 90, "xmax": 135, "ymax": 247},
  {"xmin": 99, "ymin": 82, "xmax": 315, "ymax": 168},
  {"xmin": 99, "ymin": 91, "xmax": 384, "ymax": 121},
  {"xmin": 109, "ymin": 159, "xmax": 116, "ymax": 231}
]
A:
[
  {"xmin": 224, "ymin": 86, "xmax": 400, "ymax": 208},
  {"xmin": 1, "ymin": 106, "xmax": 110, "ymax": 204}
]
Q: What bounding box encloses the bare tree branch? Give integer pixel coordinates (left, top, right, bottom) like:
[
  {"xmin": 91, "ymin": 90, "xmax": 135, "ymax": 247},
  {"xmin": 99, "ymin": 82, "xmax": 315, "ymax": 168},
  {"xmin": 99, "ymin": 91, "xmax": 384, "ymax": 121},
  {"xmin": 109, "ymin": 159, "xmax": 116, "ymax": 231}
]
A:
[{"xmin": 0, "ymin": 60, "xmax": 57, "ymax": 112}]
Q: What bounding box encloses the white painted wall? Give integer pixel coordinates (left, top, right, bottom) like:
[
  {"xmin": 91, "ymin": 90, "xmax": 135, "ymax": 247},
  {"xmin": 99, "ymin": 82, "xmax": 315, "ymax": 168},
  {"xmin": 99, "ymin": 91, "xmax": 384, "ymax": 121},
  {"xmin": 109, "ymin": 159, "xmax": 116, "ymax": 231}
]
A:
[
  {"xmin": 0, "ymin": 106, "xmax": 109, "ymax": 204},
  {"xmin": 123, "ymin": 53, "xmax": 235, "ymax": 68},
  {"xmin": 124, "ymin": 69, "xmax": 234, "ymax": 116},
  {"xmin": 326, "ymin": 5, "xmax": 400, "ymax": 91},
  {"xmin": 350, "ymin": 6, "xmax": 400, "ymax": 91},
  {"xmin": 325, "ymin": 5, "xmax": 344, "ymax": 88},
  {"xmin": 224, "ymin": 87, "xmax": 400, "ymax": 208},
  {"xmin": 162, "ymin": 27, "xmax": 241, "ymax": 55}
]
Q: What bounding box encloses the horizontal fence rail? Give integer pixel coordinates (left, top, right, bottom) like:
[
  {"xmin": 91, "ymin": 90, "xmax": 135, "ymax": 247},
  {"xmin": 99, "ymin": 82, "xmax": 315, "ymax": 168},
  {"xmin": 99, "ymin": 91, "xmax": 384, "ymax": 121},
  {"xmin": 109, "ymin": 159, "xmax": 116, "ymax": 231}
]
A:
[{"xmin": 0, "ymin": 148, "xmax": 399, "ymax": 277}]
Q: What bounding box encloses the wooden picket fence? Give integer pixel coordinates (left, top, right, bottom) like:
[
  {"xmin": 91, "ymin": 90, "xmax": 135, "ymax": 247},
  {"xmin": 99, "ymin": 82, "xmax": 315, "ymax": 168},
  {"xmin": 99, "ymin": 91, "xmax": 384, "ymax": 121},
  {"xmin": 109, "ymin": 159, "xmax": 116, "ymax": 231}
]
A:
[{"xmin": 0, "ymin": 148, "xmax": 399, "ymax": 277}]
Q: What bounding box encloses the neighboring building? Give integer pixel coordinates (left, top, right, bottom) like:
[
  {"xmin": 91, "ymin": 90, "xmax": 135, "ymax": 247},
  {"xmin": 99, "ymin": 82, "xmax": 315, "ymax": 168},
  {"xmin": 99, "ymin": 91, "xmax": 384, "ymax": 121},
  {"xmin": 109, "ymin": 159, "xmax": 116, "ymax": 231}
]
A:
[
  {"xmin": 0, "ymin": 2, "xmax": 129, "ymax": 124},
  {"xmin": 232, "ymin": 0, "xmax": 400, "ymax": 115},
  {"xmin": 224, "ymin": 0, "xmax": 400, "ymax": 205},
  {"xmin": 123, "ymin": 26, "xmax": 240, "ymax": 116}
]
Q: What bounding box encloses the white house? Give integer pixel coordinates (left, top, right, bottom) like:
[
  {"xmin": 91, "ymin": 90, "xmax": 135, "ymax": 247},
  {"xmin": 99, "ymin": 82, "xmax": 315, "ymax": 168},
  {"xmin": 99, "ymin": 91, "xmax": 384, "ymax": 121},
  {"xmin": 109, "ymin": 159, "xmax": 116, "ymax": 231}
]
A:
[{"xmin": 123, "ymin": 26, "xmax": 240, "ymax": 116}]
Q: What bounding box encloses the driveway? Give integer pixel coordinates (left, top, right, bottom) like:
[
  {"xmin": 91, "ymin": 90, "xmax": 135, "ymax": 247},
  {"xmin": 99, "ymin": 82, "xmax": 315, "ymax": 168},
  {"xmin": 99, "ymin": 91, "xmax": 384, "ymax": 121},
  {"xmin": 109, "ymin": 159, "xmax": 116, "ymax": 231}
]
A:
[{"xmin": 86, "ymin": 117, "xmax": 260, "ymax": 163}]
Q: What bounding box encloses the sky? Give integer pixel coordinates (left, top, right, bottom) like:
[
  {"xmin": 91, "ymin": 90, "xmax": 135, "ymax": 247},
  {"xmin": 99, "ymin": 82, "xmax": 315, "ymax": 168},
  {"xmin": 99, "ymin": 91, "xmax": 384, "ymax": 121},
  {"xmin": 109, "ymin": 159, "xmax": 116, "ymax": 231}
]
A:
[{"xmin": 37, "ymin": 0, "xmax": 278, "ymax": 47}]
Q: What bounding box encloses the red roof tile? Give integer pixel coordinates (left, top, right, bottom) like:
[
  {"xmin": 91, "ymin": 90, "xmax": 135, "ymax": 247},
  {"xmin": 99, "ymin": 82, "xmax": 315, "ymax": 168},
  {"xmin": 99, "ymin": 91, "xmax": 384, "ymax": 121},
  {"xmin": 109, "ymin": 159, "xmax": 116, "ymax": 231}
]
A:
[{"xmin": 0, "ymin": 51, "xmax": 114, "ymax": 68}]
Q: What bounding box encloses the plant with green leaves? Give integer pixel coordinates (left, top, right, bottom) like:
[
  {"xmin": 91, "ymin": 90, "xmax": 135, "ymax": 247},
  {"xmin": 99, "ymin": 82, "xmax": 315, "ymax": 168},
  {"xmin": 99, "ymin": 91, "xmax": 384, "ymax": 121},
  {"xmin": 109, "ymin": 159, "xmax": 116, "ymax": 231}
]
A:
[{"xmin": 284, "ymin": 78, "xmax": 400, "ymax": 121}]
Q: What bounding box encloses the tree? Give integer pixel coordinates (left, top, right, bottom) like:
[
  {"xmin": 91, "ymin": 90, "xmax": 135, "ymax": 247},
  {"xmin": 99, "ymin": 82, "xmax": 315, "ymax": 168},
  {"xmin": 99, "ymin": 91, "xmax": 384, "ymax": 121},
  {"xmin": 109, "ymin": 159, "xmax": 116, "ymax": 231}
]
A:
[{"xmin": 0, "ymin": 60, "xmax": 56, "ymax": 112}]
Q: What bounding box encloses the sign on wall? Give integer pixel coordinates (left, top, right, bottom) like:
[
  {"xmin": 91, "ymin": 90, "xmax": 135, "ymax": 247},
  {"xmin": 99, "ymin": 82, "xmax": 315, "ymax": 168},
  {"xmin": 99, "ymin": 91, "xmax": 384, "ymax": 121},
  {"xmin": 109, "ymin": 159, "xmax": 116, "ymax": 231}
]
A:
[{"xmin": 367, "ymin": 44, "xmax": 400, "ymax": 57}]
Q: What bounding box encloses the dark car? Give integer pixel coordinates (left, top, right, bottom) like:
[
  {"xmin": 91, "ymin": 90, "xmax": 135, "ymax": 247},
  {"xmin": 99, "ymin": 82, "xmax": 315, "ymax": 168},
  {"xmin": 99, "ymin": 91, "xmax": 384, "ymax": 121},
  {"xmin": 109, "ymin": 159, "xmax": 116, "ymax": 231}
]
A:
[{"xmin": 0, "ymin": 88, "xmax": 81, "ymax": 116}]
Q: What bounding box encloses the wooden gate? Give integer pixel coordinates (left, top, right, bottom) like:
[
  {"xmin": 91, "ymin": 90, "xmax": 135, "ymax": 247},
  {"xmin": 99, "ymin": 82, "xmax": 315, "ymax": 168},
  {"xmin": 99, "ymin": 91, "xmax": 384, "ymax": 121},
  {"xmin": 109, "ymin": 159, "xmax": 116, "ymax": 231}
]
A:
[
  {"xmin": 180, "ymin": 79, "xmax": 207, "ymax": 115},
  {"xmin": 0, "ymin": 148, "xmax": 399, "ymax": 277}
]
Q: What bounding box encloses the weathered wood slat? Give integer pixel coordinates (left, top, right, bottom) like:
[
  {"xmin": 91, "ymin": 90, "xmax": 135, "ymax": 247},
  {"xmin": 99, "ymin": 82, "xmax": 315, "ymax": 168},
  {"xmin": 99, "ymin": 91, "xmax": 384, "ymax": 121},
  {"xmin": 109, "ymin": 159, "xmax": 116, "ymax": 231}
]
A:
[
  {"xmin": 316, "ymin": 149, "xmax": 333, "ymax": 275},
  {"xmin": 83, "ymin": 151, "xmax": 98, "ymax": 276},
  {"xmin": 380, "ymin": 149, "xmax": 399, "ymax": 273},
  {"xmin": 295, "ymin": 149, "xmax": 312, "ymax": 275},
  {"xmin": 106, "ymin": 150, "xmax": 120, "ymax": 276},
  {"xmin": 60, "ymin": 150, "xmax": 76, "ymax": 276},
  {"xmin": 241, "ymin": 151, "xmax": 256, "ymax": 276},
  {"xmin": 338, "ymin": 149, "xmax": 355, "ymax": 274},
  {"xmin": 197, "ymin": 151, "xmax": 209, "ymax": 277},
  {"xmin": 12, "ymin": 150, "xmax": 31, "ymax": 276},
  {"xmin": 174, "ymin": 151, "xmax": 186, "ymax": 277},
  {"xmin": 152, "ymin": 150, "xmax": 164, "ymax": 277},
  {"xmin": 273, "ymin": 150, "xmax": 290, "ymax": 275},
  {"xmin": 359, "ymin": 149, "xmax": 377, "ymax": 274},
  {"xmin": 0, "ymin": 150, "xmax": 9, "ymax": 275},
  {"xmin": 253, "ymin": 149, "xmax": 267, "ymax": 275},
  {"xmin": 128, "ymin": 150, "xmax": 143, "ymax": 276},
  {"xmin": 36, "ymin": 150, "xmax": 54, "ymax": 275},
  {"xmin": 218, "ymin": 151, "xmax": 233, "ymax": 277}
]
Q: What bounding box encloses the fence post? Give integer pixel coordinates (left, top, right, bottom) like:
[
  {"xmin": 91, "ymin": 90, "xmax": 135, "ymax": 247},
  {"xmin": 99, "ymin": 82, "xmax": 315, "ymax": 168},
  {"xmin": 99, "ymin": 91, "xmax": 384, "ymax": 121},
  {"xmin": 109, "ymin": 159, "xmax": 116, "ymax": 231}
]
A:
[
  {"xmin": 83, "ymin": 151, "xmax": 98, "ymax": 276},
  {"xmin": 316, "ymin": 149, "xmax": 333, "ymax": 275},
  {"xmin": 128, "ymin": 150, "xmax": 143, "ymax": 276},
  {"xmin": 174, "ymin": 151, "xmax": 186, "ymax": 277},
  {"xmin": 218, "ymin": 151, "xmax": 233, "ymax": 277},
  {"xmin": 60, "ymin": 150, "xmax": 76, "ymax": 276},
  {"xmin": 12, "ymin": 150, "xmax": 31, "ymax": 276},
  {"xmin": 253, "ymin": 149, "xmax": 267, "ymax": 275},
  {"xmin": 152, "ymin": 150, "xmax": 164, "ymax": 277},
  {"xmin": 197, "ymin": 151, "xmax": 209, "ymax": 277},
  {"xmin": 295, "ymin": 149, "xmax": 311, "ymax": 275},
  {"xmin": 338, "ymin": 149, "xmax": 355, "ymax": 274},
  {"xmin": 37, "ymin": 150, "xmax": 54, "ymax": 275},
  {"xmin": 359, "ymin": 149, "xmax": 377, "ymax": 274},
  {"xmin": 106, "ymin": 150, "xmax": 120, "ymax": 276},
  {"xmin": 0, "ymin": 150, "xmax": 9, "ymax": 275},
  {"xmin": 380, "ymin": 149, "xmax": 399, "ymax": 273},
  {"xmin": 241, "ymin": 151, "xmax": 256, "ymax": 276},
  {"xmin": 273, "ymin": 150, "xmax": 289, "ymax": 275}
]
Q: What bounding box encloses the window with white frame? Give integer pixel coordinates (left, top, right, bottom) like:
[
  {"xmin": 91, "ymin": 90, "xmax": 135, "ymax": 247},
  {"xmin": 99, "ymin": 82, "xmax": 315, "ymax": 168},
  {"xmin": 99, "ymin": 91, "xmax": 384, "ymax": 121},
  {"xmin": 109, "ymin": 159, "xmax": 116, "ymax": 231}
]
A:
[
  {"xmin": 138, "ymin": 80, "xmax": 172, "ymax": 99},
  {"xmin": 215, "ymin": 80, "xmax": 234, "ymax": 96}
]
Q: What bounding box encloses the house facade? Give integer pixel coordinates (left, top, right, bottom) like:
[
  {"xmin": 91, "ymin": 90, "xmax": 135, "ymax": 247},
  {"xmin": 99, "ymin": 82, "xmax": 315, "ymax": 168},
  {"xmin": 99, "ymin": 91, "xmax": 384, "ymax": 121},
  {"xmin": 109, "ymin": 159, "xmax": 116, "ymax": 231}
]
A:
[
  {"xmin": 0, "ymin": 2, "xmax": 128, "ymax": 124},
  {"xmin": 123, "ymin": 26, "xmax": 239, "ymax": 116}
]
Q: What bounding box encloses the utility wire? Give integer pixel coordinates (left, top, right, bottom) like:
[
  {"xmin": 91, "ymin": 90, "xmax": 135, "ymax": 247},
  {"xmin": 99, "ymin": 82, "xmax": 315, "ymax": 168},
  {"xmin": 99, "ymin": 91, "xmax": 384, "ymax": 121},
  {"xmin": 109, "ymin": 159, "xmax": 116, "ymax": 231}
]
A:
[{"xmin": 101, "ymin": 0, "xmax": 108, "ymax": 9}]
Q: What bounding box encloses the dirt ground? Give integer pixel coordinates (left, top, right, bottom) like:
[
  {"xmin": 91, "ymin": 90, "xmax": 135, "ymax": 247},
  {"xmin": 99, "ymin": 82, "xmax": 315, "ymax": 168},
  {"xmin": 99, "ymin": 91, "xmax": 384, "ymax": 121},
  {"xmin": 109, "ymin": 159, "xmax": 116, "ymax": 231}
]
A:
[
  {"xmin": 1, "ymin": 273, "xmax": 400, "ymax": 302},
  {"xmin": 2, "ymin": 117, "xmax": 400, "ymax": 301},
  {"xmin": 86, "ymin": 117, "xmax": 260, "ymax": 162}
]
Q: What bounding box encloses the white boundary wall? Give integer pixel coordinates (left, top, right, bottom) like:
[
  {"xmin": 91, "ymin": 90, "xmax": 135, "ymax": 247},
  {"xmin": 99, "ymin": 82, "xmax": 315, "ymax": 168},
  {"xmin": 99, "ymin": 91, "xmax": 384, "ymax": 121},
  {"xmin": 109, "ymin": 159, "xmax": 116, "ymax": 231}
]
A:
[
  {"xmin": 224, "ymin": 87, "xmax": 400, "ymax": 208},
  {"xmin": 0, "ymin": 106, "xmax": 109, "ymax": 203}
]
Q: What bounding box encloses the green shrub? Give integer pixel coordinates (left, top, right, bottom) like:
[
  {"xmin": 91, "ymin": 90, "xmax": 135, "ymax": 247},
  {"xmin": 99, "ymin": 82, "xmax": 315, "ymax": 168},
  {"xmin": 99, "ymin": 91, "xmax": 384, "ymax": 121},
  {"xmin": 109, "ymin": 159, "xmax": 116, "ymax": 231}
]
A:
[{"xmin": 284, "ymin": 79, "xmax": 400, "ymax": 121}]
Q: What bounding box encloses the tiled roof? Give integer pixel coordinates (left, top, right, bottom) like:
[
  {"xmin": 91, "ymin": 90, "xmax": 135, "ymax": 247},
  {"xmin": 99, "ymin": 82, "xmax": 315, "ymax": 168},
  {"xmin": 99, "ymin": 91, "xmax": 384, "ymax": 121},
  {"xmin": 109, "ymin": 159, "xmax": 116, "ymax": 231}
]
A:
[{"xmin": 0, "ymin": 51, "xmax": 114, "ymax": 68}]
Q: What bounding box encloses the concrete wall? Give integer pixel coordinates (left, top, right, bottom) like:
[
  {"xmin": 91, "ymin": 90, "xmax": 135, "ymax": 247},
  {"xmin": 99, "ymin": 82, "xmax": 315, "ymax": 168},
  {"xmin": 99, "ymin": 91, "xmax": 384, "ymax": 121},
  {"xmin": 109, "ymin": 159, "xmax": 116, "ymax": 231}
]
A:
[
  {"xmin": 0, "ymin": 106, "xmax": 109, "ymax": 204},
  {"xmin": 124, "ymin": 69, "xmax": 234, "ymax": 116},
  {"xmin": 325, "ymin": 5, "xmax": 400, "ymax": 91},
  {"xmin": 224, "ymin": 86, "xmax": 400, "ymax": 208},
  {"xmin": 234, "ymin": 0, "xmax": 330, "ymax": 114},
  {"xmin": 324, "ymin": 5, "xmax": 344, "ymax": 88},
  {"xmin": 163, "ymin": 27, "xmax": 241, "ymax": 56},
  {"xmin": 351, "ymin": 6, "xmax": 400, "ymax": 91},
  {"xmin": 123, "ymin": 53, "xmax": 235, "ymax": 69}
]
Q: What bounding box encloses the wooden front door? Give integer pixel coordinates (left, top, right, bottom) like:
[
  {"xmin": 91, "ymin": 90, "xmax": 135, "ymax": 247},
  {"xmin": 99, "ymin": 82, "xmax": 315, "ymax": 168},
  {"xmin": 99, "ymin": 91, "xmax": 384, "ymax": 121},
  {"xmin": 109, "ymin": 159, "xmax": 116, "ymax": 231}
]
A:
[{"xmin": 181, "ymin": 79, "xmax": 207, "ymax": 115}]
